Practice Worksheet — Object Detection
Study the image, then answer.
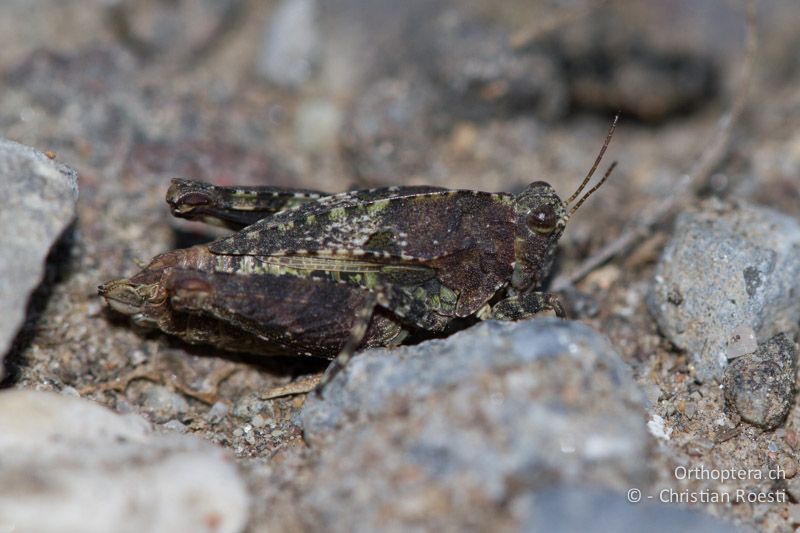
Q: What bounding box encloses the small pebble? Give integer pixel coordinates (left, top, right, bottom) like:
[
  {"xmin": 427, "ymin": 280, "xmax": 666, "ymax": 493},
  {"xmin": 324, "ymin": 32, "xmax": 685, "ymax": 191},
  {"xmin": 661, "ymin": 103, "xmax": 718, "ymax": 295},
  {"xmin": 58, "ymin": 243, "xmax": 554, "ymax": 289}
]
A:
[
  {"xmin": 206, "ymin": 401, "xmax": 229, "ymax": 424},
  {"xmin": 647, "ymin": 414, "xmax": 672, "ymax": 441},
  {"xmin": 785, "ymin": 430, "xmax": 799, "ymax": 450},
  {"xmin": 163, "ymin": 419, "xmax": 188, "ymax": 433},
  {"xmin": 686, "ymin": 437, "xmax": 715, "ymax": 456},
  {"xmin": 584, "ymin": 265, "xmax": 621, "ymax": 291},
  {"xmin": 129, "ymin": 349, "xmax": 147, "ymax": 365},
  {"xmin": 251, "ymin": 414, "xmax": 267, "ymax": 428},
  {"xmin": 85, "ymin": 300, "xmax": 102, "ymax": 317},
  {"xmin": 232, "ymin": 397, "xmax": 268, "ymax": 418},
  {"xmin": 143, "ymin": 385, "xmax": 190, "ymax": 419},
  {"xmin": 781, "ymin": 457, "xmax": 797, "ymax": 479},
  {"xmin": 726, "ymin": 324, "xmax": 758, "ymax": 359},
  {"xmin": 723, "ymin": 334, "xmax": 797, "ymax": 430},
  {"xmin": 60, "ymin": 386, "xmax": 80, "ymax": 398},
  {"xmin": 643, "ymin": 384, "xmax": 662, "ymax": 408}
]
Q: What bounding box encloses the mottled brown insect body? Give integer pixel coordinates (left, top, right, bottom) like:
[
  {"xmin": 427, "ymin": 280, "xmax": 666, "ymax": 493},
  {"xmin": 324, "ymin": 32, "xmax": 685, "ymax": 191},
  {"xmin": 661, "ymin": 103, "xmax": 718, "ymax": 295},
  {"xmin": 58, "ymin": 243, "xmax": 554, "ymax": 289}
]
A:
[{"xmin": 100, "ymin": 118, "xmax": 618, "ymax": 387}]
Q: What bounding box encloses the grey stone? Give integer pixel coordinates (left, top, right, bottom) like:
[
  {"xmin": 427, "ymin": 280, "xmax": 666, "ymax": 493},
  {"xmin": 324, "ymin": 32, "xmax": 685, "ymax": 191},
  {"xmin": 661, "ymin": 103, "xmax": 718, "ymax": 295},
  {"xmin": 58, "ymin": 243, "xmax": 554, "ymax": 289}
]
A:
[
  {"xmin": 256, "ymin": 0, "xmax": 320, "ymax": 87},
  {"xmin": 297, "ymin": 320, "xmax": 653, "ymax": 530},
  {"xmin": 723, "ymin": 333, "xmax": 797, "ymax": 430},
  {"xmin": 0, "ymin": 138, "xmax": 78, "ymax": 370},
  {"xmin": 516, "ymin": 487, "xmax": 750, "ymax": 533},
  {"xmin": 142, "ymin": 384, "xmax": 190, "ymax": 422},
  {"xmin": 0, "ymin": 389, "xmax": 249, "ymax": 533},
  {"xmin": 649, "ymin": 199, "xmax": 800, "ymax": 381}
]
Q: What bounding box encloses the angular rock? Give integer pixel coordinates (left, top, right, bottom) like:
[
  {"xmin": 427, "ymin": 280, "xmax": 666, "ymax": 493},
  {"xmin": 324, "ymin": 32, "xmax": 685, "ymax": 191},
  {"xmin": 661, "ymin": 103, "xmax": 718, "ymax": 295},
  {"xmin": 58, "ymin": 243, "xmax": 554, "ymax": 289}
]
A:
[
  {"xmin": 0, "ymin": 138, "xmax": 78, "ymax": 371},
  {"xmin": 649, "ymin": 199, "xmax": 800, "ymax": 381},
  {"xmin": 723, "ymin": 333, "xmax": 797, "ymax": 430},
  {"xmin": 0, "ymin": 390, "xmax": 249, "ymax": 533},
  {"xmin": 297, "ymin": 320, "xmax": 653, "ymax": 531}
]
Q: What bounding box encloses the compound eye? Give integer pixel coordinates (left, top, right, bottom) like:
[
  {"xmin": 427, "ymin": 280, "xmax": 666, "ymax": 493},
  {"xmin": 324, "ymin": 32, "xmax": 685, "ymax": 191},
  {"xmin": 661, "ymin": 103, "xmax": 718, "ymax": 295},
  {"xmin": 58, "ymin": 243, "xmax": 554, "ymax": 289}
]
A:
[
  {"xmin": 177, "ymin": 192, "xmax": 211, "ymax": 206},
  {"xmin": 526, "ymin": 204, "xmax": 557, "ymax": 234}
]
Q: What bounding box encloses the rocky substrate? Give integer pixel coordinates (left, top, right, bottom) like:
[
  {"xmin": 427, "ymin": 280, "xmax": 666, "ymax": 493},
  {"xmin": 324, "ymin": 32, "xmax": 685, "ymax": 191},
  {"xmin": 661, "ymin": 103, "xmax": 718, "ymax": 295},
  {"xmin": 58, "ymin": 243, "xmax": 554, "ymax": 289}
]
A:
[{"xmin": 3, "ymin": 0, "xmax": 800, "ymax": 531}]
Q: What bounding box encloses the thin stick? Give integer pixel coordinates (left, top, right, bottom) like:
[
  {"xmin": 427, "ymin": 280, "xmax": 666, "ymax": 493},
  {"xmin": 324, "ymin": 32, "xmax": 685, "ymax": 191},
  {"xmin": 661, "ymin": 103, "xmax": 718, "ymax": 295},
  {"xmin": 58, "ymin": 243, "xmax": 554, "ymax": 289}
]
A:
[
  {"xmin": 551, "ymin": 0, "xmax": 757, "ymax": 292},
  {"xmin": 261, "ymin": 374, "xmax": 322, "ymax": 399}
]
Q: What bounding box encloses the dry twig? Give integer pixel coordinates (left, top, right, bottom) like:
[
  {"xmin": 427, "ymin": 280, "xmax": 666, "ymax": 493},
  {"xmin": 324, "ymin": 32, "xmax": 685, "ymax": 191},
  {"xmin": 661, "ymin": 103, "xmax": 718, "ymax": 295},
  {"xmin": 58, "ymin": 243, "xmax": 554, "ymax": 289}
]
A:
[{"xmin": 261, "ymin": 374, "xmax": 322, "ymax": 400}]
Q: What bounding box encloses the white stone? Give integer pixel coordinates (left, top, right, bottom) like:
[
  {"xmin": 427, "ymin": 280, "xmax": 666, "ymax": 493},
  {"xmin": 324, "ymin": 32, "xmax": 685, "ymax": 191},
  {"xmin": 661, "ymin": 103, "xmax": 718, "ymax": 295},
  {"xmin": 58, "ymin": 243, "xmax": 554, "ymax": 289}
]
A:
[{"xmin": 0, "ymin": 390, "xmax": 249, "ymax": 533}]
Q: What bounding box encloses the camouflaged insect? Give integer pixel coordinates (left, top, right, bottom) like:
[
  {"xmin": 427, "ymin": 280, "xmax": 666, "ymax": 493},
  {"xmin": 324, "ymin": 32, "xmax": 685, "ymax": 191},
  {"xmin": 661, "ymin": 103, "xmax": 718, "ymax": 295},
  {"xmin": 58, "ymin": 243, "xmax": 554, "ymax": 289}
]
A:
[{"xmin": 99, "ymin": 118, "xmax": 618, "ymax": 389}]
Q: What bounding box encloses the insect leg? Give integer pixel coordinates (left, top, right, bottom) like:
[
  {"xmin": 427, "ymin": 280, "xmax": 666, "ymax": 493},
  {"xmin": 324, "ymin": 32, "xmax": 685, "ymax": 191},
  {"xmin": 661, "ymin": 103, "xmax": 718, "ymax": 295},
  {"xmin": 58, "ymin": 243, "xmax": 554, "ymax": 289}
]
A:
[
  {"xmin": 315, "ymin": 275, "xmax": 458, "ymax": 392},
  {"xmin": 162, "ymin": 269, "xmax": 376, "ymax": 358},
  {"xmin": 166, "ymin": 178, "xmax": 329, "ymax": 230},
  {"xmin": 486, "ymin": 292, "xmax": 566, "ymax": 320},
  {"xmin": 315, "ymin": 280, "xmax": 459, "ymax": 395},
  {"xmin": 315, "ymin": 295, "xmax": 378, "ymax": 396},
  {"xmin": 372, "ymin": 283, "xmax": 452, "ymax": 332}
]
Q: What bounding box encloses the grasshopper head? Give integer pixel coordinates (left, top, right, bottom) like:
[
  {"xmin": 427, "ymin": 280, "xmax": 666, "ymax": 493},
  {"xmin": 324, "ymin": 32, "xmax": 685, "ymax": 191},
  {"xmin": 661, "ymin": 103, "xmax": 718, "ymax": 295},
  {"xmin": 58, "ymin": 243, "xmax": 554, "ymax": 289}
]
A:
[
  {"xmin": 511, "ymin": 182, "xmax": 567, "ymax": 291},
  {"xmin": 98, "ymin": 279, "xmax": 159, "ymax": 319},
  {"xmin": 99, "ymin": 246, "xmax": 212, "ymax": 326},
  {"xmin": 512, "ymin": 116, "xmax": 619, "ymax": 292},
  {"xmin": 166, "ymin": 179, "xmax": 217, "ymax": 219}
]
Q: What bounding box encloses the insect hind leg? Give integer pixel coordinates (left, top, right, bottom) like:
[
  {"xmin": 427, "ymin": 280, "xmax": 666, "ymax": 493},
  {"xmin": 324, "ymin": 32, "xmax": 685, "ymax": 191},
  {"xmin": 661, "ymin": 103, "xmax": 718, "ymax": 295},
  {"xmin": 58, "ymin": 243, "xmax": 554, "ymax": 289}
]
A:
[
  {"xmin": 163, "ymin": 269, "xmax": 378, "ymax": 357},
  {"xmin": 315, "ymin": 281, "xmax": 454, "ymax": 396},
  {"xmin": 486, "ymin": 292, "xmax": 566, "ymax": 320},
  {"xmin": 315, "ymin": 296, "xmax": 377, "ymax": 397},
  {"xmin": 166, "ymin": 178, "xmax": 328, "ymax": 230}
]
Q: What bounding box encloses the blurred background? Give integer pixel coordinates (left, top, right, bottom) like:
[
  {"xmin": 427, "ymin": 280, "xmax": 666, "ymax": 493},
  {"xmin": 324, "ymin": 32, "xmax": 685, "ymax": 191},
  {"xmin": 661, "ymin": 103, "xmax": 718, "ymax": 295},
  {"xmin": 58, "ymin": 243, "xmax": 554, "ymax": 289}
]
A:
[
  {"xmin": 2, "ymin": 0, "xmax": 798, "ymax": 266},
  {"xmin": 3, "ymin": 1, "xmax": 800, "ymax": 530}
]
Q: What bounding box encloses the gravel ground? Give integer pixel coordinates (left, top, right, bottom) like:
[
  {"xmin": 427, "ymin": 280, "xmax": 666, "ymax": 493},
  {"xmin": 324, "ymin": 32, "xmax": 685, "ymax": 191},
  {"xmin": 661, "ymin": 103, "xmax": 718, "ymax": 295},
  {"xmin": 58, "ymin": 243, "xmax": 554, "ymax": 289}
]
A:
[{"xmin": 2, "ymin": 0, "xmax": 800, "ymax": 531}]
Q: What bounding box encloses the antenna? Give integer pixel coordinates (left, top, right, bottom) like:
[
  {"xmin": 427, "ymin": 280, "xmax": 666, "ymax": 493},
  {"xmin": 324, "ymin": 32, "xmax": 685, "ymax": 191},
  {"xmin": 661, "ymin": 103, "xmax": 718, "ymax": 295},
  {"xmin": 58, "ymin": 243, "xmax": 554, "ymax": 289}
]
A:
[
  {"xmin": 567, "ymin": 161, "xmax": 617, "ymax": 220},
  {"xmin": 566, "ymin": 114, "xmax": 619, "ymax": 206}
]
